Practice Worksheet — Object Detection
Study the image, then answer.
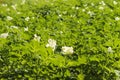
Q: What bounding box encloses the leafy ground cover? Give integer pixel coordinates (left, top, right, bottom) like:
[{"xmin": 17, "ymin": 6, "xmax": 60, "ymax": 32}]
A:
[{"xmin": 0, "ymin": 0, "xmax": 120, "ymax": 80}]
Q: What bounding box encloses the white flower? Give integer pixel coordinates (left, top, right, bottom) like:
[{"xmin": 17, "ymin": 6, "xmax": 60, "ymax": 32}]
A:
[
  {"xmin": 115, "ymin": 17, "xmax": 120, "ymax": 21},
  {"xmin": 62, "ymin": 46, "xmax": 74, "ymax": 55},
  {"xmin": 87, "ymin": 11, "xmax": 94, "ymax": 16},
  {"xmin": 59, "ymin": 14, "xmax": 62, "ymax": 17},
  {"xmin": 108, "ymin": 47, "xmax": 113, "ymax": 53},
  {"xmin": 87, "ymin": 11, "xmax": 91, "ymax": 14},
  {"xmin": 24, "ymin": 27, "xmax": 28, "ymax": 31},
  {"xmin": 7, "ymin": 16, "xmax": 13, "ymax": 21},
  {"xmin": 113, "ymin": 1, "xmax": 117, "ymax": 5},
  {"xmin": 76, "ymin": 7, "xmax": 79, "ymax": 10},
  {"xmin": 25, "ymin": 17, "xmax": 30, "ymax": 21},
  {"xmin": 114, "ymin": 70, "xmax": 120, "ymax": 76},
  {"xmin": 34, "ymin": 34, "xmax": 40, "ymax": 42},
  {"xmin": 0, "ymin": 33, "xmax": 9, "ymax": 38},
  {"xmin": 46, "ymin": 39, "xmax": 56, "ymax": 51}
]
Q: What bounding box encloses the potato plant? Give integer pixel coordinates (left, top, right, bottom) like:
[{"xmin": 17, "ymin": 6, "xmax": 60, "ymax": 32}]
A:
[{"xmin": 0, "ymin": 0, "xmax": 120, "ymax": 80}]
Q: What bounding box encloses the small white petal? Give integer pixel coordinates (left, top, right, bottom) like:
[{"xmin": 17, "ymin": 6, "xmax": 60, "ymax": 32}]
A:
[
  {"xmin": 59, "ymin": 14, "xmax": 62, "ymax": 17},
  {"xmin": 25, "ymin": 17, "xmax": 30, "ymax": 21},
  {"xmin": 76, "ymin": 7, "xmax": 79, "ymax": 10},
  {"xmin": 99, "ymin": 1, "xmax": 106, "ymax": 6},
  {"xmin": 34, "ymin": 34, "xmax": 37, "ymax": 37},
  {"xmin": 87, "ymin": 11, "xmax": 94, "ymax": 16},
  {"xmin": 113, "ymin": 1, "xmax": 117, "ymax": 5},
  {"xmin": 108, "ymin": 47, "xmax": 113, "ymax": 53},
  {"xmin": 46, "ymin": 44, "xmax": 50, "ymax": 47},
  {"xmin": 24, "ymin": 27, "xmax": 28, "ymax": 31},
  {"xmin": 115, "ymin": 17, "xmax": 120, "ymax": 21},
  {"xmin": 33, "ymin": 34, "xmax": 41, "ymax": 42}
]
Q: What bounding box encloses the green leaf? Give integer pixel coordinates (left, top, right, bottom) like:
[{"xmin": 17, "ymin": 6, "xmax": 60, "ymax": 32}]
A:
[
  {"xmin": 77, "ymin": 73, "xmax": 84, "ymax": 80},
  {"xmin": 64, "ymin": 70, "xmax": 70, "ymax": 77},
  {"xmin": 78, "ymin": 56, "xmax": 87, "ymax": 65},
  {"xmin": 89, "ymin": 55, "xmax": 99, "ymax": 62}
]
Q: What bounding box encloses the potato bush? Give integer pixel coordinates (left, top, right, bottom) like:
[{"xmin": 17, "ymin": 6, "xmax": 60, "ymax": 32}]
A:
[{"xmin": 0, "ymin": 0, "xmax": 120, "ymax": 80}]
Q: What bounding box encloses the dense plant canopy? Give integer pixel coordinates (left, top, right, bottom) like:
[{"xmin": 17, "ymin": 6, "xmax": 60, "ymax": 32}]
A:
[{"xmin": 0, "ymin": 0, "xmax": 120, "ymax": 80}]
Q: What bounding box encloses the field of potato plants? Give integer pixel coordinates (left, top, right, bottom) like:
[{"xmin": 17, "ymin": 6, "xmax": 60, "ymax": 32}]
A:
[{"xmin": 0, "ymin": 0, "xmax": 120, "ymax": 80}]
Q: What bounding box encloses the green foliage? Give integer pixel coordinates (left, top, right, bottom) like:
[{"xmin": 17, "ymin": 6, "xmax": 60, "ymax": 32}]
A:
[{"xmin": 0, "ymin": 0, "xmax": 120, "ymax": 79}]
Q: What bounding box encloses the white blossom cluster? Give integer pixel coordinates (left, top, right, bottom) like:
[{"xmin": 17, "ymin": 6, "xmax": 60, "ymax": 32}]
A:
[
  {"xmin": 7, "ymin": 16, "xmax": 13, "ymax": 21},
  {"xmin": 61, "ymin": 46, "xmax": 74, "ymax": 55},
  {"xmin": 26, "ymin": 36, "xmax": 74, "ymax": 55},
  {"xmin": 25, "ymin": 17, "xmax": 30, "ymax": 21},
  {"xmin": 24, "ymin": 27, "xmax": 28, "ymax": 31},
  {"xmin": 46, "ymin": 39, "xmax": 57, "ymax": 51},
  {"xmin": 87, "ymin": 11, "xmax": 94, "ymax": 16},
  {"xmin": 108, "ymin": 47, "xmax": 113, "ymax": 53},
  {"xmin": 99, "ymin": 1, "xmax": 106, "ymax": 6},
  {"xmin": 115, "ymin": 17, "xmax": 120, "ymax": 21},
  {"xmin": 0, "ymin": 33, "xmax": 9, "ymax": 38},
  {"xmin": 33, "ymin": 34, "xmax": 41, "ymax": 42},
  {"xmin": 113, "ymin": 1, "xmax": 118, "ymax": 5},
  {"xmin": 114, "ymin": 70, "xmax": 120, "ymax": 80},
  {"xmin": 115, "ymin": 70, "xmax": 120, "ymax": 76},
  {"xmin": 46, "ymin": 39, "xmax": 74, "ymax": 55}
]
